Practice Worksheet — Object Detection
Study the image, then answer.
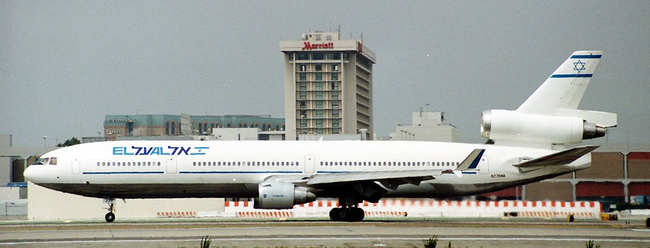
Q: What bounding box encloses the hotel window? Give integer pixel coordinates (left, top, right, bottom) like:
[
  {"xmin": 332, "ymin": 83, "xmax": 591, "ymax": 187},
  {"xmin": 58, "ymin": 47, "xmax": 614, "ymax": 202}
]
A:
[
  {"xmin": 297, "ymin": 53, "xmax": 309, "ymax": 60},
  {"xmin": 316, "ymin": 82, "xmax": 322, "ymax": 90},
  {"xmin": 299, "ymin": 73, "xmax": 306, "ymax": 81},
  {"xmin": 316, "ymin": 110, "xmax": 323, "ymax": 117},
  {"xmin": 332, "ymin": 53, "xmax": 341, "ymax": 60},
  {"xmin": 313, "ymin": 53, "xmax": 324, "ymax": 60},
  {"xmin": 315, "ymin": 73, "xmax": 322, "ymax": 81},
  {"xmin": 300, "ymin": 91, "xmax": 306, "ymax": 99},
  {"xmin": 300, "ymin": 119, "xmax": 307, "ymax": 128},
  {"xmin": 332, "ymin": 101, "xmax": 339, "ymax": 109},
  {"xmin": 333, "ymin": 128, "xmax": 339, "ymax": 134},
  {"xmin": 316, "ymin": 128, "xmax": 323, "ymax": 134},
  {"xmin": 299, "ymin": 64, "xmax": 306, "ymax": 71},
  {"xmin": 331, "ymin": 73, "xmax": 338, "ymax": 81},
  {"xmin": 332, "ymin": 92, "xmax": 338, "ymax": 100},
  {"xmin": 332, "ymin": 109, "xmax": 339, "ymax": 117},
  {"xmin": 316, "ymin": 119, "xmax": 323, "ymax": 127},
  {"xmin": 299, "ymin": 82, "xmax": 306, "ymax": 90},
  {"xmin": 315, "ymin": 64, "xmax": 322, "ymax": 71},
  {"xmin": 316, "ymin": 91, "xmax": 323, "ymax": 99},
  {"xmin": 316, "ymin": 101, "xmax": 323, "ymax": 109},
  {"xmin": 332, "ymin": 64, "xmax": 339, "ymax": 71},
  {"xmin": 332, "ymin": 82, "xmax": 338, "ymax": 90},
  {"xmin": 332, "ymin": 119, "xmax": 339, "ymax": 128},
  {"xmin": 165, "ymin": 122, "xmax": 169, "ymax": 135}
]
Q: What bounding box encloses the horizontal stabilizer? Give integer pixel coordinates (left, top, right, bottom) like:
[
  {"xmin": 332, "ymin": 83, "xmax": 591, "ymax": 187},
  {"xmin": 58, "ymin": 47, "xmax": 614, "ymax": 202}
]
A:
[{"xmin": 514, "ymin": 145, "xmax": 599, "ymax": 168}]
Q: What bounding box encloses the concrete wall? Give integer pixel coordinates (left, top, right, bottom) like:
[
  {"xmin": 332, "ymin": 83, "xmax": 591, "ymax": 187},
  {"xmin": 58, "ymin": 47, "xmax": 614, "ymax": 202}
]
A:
[
  {"xmin": 526, "ymin": 181, "xmax": 573, "ymax": 201},
  {"xmin": 628, "ymin": 152, "xmax": 650, "ymax": 179},
  {"xmin": 28, "ymin": 182, "xmax": 224, "ymax": 221},
  {"xmin": 576, "ymin": 152, "xmax": 624, "ymax": 179}
]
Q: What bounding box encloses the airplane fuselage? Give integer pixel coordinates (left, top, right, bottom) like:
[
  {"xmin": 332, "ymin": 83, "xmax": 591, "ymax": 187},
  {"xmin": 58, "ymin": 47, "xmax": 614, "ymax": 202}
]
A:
[{"xmin": 24, "ymin": 140, "xmax": 589, "ymax": 200}]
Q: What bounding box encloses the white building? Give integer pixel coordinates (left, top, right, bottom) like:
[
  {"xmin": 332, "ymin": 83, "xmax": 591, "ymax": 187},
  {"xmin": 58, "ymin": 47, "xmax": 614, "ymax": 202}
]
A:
[{"xmin": 389, "ymin": 111, "xmax": 458, "ymax": 142}]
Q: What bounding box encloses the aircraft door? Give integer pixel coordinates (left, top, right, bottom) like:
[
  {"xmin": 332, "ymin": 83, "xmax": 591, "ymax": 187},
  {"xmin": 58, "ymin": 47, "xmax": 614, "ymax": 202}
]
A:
[
  {"xmin": 166, "ymin": 156, "xmax": 177, "ymax": 174},
  {"xmin": 72, "ymin": 156, "xmax": 80, "ymax": 174},
  {"xmin": 304, "ymin": 155, "xmax": 315, "ymax": 173},
  {"xmin": 478, "ymin": 155, "xmax": 489, "ymax": 174}
]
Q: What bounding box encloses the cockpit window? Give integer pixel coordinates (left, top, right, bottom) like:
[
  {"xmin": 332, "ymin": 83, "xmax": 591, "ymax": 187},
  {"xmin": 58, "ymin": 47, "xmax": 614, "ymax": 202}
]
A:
[
  {"xmin": 35, "ymin": 157, "xmax": 57, "ymax": 165},
  {"xmin": 35, "ymin": 157, "xmax": 49, "ymax": 165}
]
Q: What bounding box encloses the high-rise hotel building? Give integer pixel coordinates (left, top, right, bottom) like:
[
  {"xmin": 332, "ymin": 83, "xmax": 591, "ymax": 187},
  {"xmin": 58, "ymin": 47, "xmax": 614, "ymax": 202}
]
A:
[{"xmin": 280, "ymin": 31, "xmax": 376, "ymax": 140}]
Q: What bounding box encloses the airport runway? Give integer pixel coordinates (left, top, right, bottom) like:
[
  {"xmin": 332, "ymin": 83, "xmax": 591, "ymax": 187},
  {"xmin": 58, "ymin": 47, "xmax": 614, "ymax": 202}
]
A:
[{"xmin": 1, "ymin": 219, "xmax": 649, "ymax": 248}]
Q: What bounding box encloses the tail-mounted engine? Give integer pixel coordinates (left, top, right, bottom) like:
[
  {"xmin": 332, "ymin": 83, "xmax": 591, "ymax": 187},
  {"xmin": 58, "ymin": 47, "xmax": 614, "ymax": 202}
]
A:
[
  {"xmin": 253, "ymin": 182, "xmax": 316, "ymax": 209},
  {"xmin": 481, "ymin": 110, "xmax": 608, "ymax": 144}
]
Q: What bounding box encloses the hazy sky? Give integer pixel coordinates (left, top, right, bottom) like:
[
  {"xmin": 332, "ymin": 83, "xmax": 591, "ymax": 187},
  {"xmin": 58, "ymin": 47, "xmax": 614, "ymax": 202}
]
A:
[{"xmin": 2, "ymin": 1, "xmax": 649, "ymax": 147}]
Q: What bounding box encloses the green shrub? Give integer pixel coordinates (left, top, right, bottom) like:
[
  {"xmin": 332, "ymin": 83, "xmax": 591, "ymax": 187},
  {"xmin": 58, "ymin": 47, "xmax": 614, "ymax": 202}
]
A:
[
  {"xmin": 200, "ymin": 235, "xmax": 211, "ymax": 248},
  {"xmin": 585, "ymin": 239, "xmax": 601, "ymax": 248},
  {"xmin": 423, "ymin": 235, "xmax": 438, "ymax": 248}
]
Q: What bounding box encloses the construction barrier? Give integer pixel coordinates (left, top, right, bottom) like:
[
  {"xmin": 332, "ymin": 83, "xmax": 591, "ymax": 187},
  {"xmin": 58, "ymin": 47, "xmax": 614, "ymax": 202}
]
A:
[
  {"xmin": 156, "ymin": 211, "xmax": 196, "ymax": 218},
  {"xmin": 214, "ymin": 199, "xmax": 601, "ymax": 220}
]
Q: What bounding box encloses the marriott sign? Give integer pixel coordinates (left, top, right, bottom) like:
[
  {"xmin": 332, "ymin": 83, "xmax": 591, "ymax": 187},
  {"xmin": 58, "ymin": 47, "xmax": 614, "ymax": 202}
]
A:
[{"xmin": 302, "ymin": 42, "xmax": 334, "ymax": 51}]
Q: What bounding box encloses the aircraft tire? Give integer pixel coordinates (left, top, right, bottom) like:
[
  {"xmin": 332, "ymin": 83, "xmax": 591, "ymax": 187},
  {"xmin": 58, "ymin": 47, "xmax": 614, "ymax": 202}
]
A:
[
  {"xmin": 329, "ymin": 208, "xmax": 342, "ymax": 221},
  {"xmin": 352, "ymin": 207, "xmax": 365, "ymax": 221},
  {"xmin": 105, "ymin": 212, "xmax": 115, "ymax": 223}
]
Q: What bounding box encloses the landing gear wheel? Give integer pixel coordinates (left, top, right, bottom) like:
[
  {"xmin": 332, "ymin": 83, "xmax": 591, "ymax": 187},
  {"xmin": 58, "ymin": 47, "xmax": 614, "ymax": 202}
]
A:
[
  {"xmin": 351, "ymin": 207, "xmax": 365, "ymax": 222},
  {"xmin": 105, "ymin": 212, "xmax": 115, "ymax": 222},
  {"xmin": 103, "ymin": 198, "xmax": 116, "ymax": 223},
  {"xmin": 329, "ymin": 207, "xmax": 365, "ymax": 222},
  {"xmin": 329, "ymin": 208, "xmax": 342, "ymax": 221}
]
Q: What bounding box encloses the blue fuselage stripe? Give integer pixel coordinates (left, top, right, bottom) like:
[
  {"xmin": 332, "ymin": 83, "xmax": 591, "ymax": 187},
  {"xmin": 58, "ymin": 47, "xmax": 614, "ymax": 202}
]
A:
[
  {"xmin": 83, "ymin": 171, "xmax": 165, "ymax": 175},
  {"xmin": 550, "ymin": 74, "xmax": 593, "ymax": 78},
  {"xmin": 570, "ymin": 55, "xmax": 601, "ymax": 59},
  {"xmin": 178, "ymin": 171, "xmax": 302, "ymax": 174}
]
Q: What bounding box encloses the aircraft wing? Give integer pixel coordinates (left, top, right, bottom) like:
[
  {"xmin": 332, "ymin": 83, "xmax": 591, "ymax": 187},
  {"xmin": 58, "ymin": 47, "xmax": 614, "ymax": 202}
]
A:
[
  {"xmin": 513, "ymin": 145, "xmax": 599, "ymax": 168},
  {"xmin": 306, "ymin": 170, "xmax": 439, "ymax": 189}
]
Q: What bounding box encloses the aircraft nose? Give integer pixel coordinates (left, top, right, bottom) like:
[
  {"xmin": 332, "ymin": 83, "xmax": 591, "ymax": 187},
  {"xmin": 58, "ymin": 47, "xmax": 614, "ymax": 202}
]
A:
[{"xmin": 23, "ymin": 165, "xmax": 44, "ymax": 183}]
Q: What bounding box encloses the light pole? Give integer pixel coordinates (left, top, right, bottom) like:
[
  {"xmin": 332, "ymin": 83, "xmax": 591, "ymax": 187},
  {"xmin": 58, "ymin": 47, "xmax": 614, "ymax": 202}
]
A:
[{"xmin": 43, "ymin": 136, "xmax": 47, "ymax": 147}]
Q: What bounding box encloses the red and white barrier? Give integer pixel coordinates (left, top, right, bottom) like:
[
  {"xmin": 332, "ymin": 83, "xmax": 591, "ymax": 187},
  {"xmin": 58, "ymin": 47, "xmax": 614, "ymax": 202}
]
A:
[
  {"xmin": 217, "ymin": 199, "xmax": 600, "ymax": 219},
  {"xmin": 156, "ymin": 211, "xmax": 196, "ymax": 218}
]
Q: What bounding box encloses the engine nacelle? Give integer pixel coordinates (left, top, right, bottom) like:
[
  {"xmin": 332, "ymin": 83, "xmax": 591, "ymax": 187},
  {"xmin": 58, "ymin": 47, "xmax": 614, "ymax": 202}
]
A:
[
  {"xmin": 253, "ymin": 182, "xmax": 316, "ymax": 209},
  {"xmin": 481, "ymin": 110, "xmax": 606, "ymax": 144}
]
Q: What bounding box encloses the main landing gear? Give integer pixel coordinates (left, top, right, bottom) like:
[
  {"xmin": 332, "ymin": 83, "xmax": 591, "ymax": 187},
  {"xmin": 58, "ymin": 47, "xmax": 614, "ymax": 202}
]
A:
[
  {"xmin": 329, "ymin": 205, "xmax": 365, "ymax": 222},
  {"xmin": 104, "ymin": 198, "xmax": 116, "ymax": 223}
]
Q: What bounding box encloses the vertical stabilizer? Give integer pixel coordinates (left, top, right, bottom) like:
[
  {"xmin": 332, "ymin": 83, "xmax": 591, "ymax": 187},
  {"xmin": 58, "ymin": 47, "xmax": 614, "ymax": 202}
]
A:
[
  {"xmin": 481, "ymin": 51, "xmax": 616, "ymax": 149},
  {"xmin": 517, "ymin": 51, "xmax": 602, "ymax": 114}
]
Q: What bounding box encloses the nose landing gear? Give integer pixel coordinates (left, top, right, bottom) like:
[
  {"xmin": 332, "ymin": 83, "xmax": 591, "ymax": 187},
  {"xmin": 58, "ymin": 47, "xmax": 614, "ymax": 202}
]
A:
[{"xmin": 104, "ymin": 198, "xmax": 116, "ymax": 223}]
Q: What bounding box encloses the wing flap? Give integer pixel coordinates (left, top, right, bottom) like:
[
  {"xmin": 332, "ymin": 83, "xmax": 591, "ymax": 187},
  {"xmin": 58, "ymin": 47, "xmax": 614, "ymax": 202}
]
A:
[{"xmin": 514, "ymin": 145, "xmax": 599, "ymax": 168}]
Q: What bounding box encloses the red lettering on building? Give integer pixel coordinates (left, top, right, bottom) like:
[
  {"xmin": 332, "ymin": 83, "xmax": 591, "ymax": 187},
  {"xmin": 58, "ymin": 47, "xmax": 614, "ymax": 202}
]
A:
[{"xmin": 302, "ymin": 42, "xmax": 334, "ymax": 51}]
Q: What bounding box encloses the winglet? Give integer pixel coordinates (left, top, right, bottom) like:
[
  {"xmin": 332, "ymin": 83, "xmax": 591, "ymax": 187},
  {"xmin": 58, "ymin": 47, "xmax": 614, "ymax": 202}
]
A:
[{"xmin": 456, "ymin": 149, "xmax": 486, "ymax": 171}]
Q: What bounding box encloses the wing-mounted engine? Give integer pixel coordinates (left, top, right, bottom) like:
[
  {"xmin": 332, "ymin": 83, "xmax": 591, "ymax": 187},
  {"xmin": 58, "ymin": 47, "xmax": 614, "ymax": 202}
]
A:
[
  {"xmin": 253, "ymin": 182, "xmax": 316, "ymax": 209},
  {"xmin": 481, "ymin": 110, "xmax": 611, "ymax": 145}
]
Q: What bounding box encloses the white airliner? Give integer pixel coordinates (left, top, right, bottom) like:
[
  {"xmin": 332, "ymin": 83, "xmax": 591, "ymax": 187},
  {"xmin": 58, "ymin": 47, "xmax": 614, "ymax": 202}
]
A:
[{"xmin": 24, "ymin": 51, "xmax": 616, "ymax": 222}]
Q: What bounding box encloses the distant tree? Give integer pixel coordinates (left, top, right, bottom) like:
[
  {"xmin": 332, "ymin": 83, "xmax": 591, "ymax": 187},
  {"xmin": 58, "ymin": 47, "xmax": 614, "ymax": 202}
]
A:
[{"xmin": 57, "ymin": 137, "xmax": 81, "ymax": 147}]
